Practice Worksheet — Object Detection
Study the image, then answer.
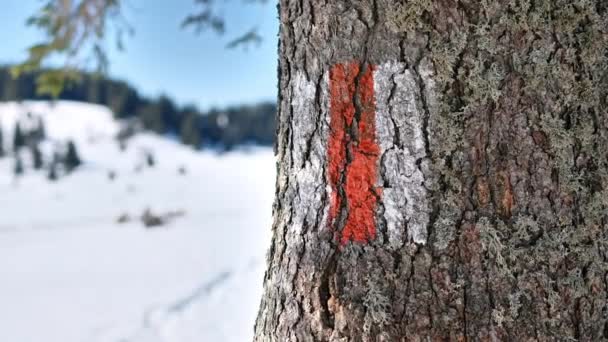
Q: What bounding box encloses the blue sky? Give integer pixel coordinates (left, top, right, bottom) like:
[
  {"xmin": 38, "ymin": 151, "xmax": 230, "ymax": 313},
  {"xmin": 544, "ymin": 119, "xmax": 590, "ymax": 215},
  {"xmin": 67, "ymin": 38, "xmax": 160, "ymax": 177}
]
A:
[{"xmin": 0, "ymin": 0, "xmax": 279, "ymax": 110}]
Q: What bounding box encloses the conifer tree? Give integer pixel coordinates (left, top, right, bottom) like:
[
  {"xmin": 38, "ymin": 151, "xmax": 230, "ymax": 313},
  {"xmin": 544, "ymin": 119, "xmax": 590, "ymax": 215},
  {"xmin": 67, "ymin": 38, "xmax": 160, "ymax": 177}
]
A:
[
  {"xmin": 138, "ymin": 103, "xmax": 165, "ymax": 134},
  {"xmin": 47, "ymin": 159, "xmax": 58, "ymax": 182},
  {"xmin": 145, "ymin": 151, "xmax": 155, "ymax": 168},
  {"xmin": 13, "ymin": 154, "xmax": 24, "ymax": 176},
  {"xmin": 13, "ymin": 122, "xmax": 24, "ymax": 152},
  {"xmin": 180, "ymin": 111, "xmax": 202, "ymax": 149},
  {"xmin": 30, "ymin": 142, "xmax": 43, "ymax": 170},
  {"xmin": 64, "ymin": 140, "xmax": 82, "ymax": 172}
]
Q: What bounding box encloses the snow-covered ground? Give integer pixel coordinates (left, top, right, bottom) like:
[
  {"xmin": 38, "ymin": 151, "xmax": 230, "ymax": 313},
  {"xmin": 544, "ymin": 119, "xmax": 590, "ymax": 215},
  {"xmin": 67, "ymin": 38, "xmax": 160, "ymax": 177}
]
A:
[{"xmin": 0, "ymin": 101, "xmax": 275, "ymax": 342}]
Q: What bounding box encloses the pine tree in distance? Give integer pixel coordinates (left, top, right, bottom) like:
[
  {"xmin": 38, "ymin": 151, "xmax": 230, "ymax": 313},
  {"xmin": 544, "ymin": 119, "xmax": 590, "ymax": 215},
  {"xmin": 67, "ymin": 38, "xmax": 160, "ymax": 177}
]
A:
[
  {"xmin": 47, "ymin": 151, "xmax": 61, "ymax": 182},
  {"xmin": 13, "ymin": 122, "xmax": 25, "ymax": 152},
  {"xmin": 145, "ymin": 150, "xmax": 155, "ymax": 168},
  {"xmin": 180, "ymin": 111, "xmax": 202, "ymax": 149},
  {"xmin": 64, "ymin": 140, "xmax": 82, "ymax": 172},
  {"xmin": 31, "ymin": 142, "xmax": 43, "ymax": 170},
  {"xmin": 141, "ymin": 149, "xmax": 156, "ymax": 168},
  {"xmin": 47, "ymin": 159, "xmax": 58, "ymax": 182},
  {"xmin": 14, "ymin": 154, "xmax": 24, "ymax": 176}
]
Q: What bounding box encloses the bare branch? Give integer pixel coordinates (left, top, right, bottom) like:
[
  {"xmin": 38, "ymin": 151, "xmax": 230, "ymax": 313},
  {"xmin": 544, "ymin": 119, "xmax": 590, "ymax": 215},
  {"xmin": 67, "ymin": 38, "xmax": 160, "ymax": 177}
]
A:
[{"xmin": 226, "ymin": 28, "xmax": 262, "ymax": 49}]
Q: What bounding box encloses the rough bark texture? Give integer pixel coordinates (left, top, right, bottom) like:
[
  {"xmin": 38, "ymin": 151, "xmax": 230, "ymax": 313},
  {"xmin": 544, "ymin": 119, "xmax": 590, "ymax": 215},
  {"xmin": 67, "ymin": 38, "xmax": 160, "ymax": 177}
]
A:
[{"xmin": 255, "ymin": 0, "xmax": 608, "ymax": 340}]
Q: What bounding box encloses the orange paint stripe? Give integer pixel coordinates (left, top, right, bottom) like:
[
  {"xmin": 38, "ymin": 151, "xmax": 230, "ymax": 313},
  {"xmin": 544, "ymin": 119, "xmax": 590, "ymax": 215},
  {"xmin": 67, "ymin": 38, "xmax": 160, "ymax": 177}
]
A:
[{"xmin": 328, "ymin": 62, "xmax": 380, "ymax": 245}]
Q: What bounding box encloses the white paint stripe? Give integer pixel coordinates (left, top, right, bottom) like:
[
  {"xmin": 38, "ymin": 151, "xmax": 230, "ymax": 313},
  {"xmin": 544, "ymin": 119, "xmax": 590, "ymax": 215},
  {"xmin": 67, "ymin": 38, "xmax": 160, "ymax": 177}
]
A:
[
  {"xmin": 374, "ymin": 61, "xmax": 430, "ymax": 246},
  {"xmin": 289, "ymin": 71, "xmax": 330, "ymax": 235}
]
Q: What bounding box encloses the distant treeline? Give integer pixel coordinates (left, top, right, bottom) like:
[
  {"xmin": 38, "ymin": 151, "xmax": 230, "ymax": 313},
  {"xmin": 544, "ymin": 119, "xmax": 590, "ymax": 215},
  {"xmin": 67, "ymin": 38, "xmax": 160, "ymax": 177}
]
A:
[{"xmin": 0, "ymin": 67, "xmax": 276, "ymax": 150}]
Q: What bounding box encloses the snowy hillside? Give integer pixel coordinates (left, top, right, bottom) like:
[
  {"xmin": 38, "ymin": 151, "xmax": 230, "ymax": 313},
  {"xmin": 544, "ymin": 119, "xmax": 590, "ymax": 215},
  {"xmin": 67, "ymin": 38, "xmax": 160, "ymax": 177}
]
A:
[{"xmin": 0, "ymin": 101, "xmax": 275, "ymax": 342}]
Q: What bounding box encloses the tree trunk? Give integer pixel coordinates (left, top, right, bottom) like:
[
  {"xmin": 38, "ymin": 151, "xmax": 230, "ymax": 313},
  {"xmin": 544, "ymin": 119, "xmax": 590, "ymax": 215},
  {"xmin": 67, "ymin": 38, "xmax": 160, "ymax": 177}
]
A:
[{"xmin": 255, "ymin": 1, "xmax": 608, "ymax": 340}]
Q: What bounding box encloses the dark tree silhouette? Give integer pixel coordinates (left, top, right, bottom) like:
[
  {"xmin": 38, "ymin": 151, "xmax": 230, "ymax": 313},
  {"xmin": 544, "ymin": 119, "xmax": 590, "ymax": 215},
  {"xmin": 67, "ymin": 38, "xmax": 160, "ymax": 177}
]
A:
[
  {"xmin": 47, "ymin": 159, "xmax": 58, "ymax": 182},
  {"xmin": 13, "ymin": 154, "xmax": 24, "ymax": 176},
  {"xmin": 145, "ymin": 151, "xmax": 155, "ymax": 168},
  {"xmin": 64, "ymin": 140, "xmax": 82, "ymax": 172},
  {"xmin": 180, "ymin": 111, "xmax": 202, "ymax": 149},
  {"xmin": 13, "ymin": 122, "xmax": 25, "ymax": 152},
  {"xmin": 30, "ymin": 142, "xmax": 43, "ymax": 170}
]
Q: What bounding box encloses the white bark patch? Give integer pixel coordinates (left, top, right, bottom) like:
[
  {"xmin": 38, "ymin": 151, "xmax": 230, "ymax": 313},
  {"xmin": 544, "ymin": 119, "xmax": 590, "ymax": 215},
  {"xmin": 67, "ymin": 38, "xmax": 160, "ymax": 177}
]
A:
[
  {"xmin": 292, "ymin": 72, "xmax": 318, "ymax": 168},
  {"xmin": 287, "ymin": 71, "xmax": 330, "ymax": 235},
  {"xmin": 374, "ymin": 61, "xmax": 431, "ymax": 246}
]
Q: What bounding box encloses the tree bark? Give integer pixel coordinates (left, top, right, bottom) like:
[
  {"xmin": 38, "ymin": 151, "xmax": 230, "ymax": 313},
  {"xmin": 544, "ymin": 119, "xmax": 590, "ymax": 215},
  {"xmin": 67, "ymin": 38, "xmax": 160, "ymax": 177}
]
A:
[{"xmin": 255, "ymin": 1, "xmax": 608, "ymax": 340}]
